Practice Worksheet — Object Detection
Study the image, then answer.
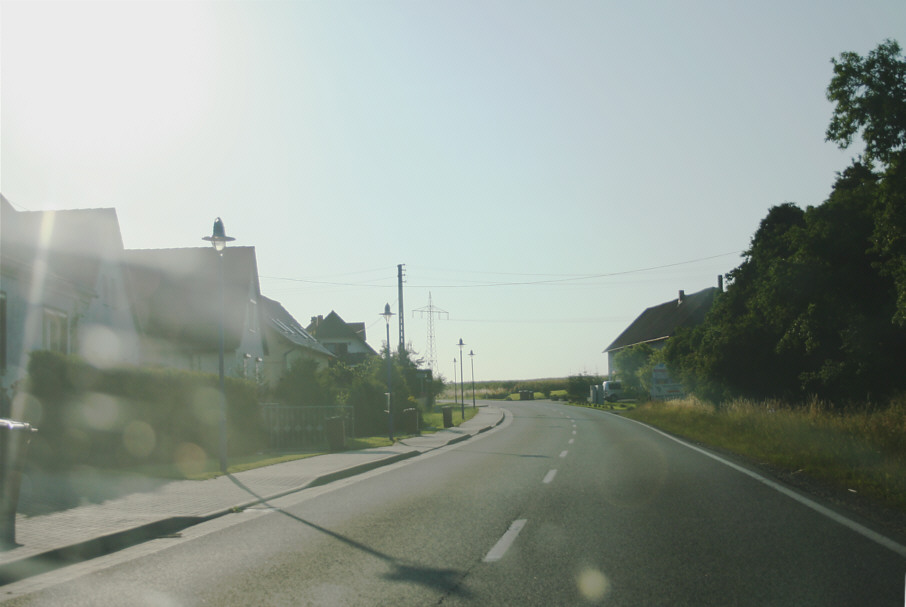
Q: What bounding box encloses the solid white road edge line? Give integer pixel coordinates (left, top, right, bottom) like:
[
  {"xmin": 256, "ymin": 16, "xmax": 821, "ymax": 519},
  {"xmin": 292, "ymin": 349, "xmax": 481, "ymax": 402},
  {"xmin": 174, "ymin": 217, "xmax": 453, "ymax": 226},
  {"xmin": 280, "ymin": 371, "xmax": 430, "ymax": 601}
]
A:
[
  {"xmin": 543, "ymin": 469, "xmax": 557, "ymax": 484},
  {"xmin": 618, "ymin": 415, "xmax": 906, "ymax": 559},
  {"xmin": 484, "ymin": 519, "xmax": 528, "ymax": 563}
]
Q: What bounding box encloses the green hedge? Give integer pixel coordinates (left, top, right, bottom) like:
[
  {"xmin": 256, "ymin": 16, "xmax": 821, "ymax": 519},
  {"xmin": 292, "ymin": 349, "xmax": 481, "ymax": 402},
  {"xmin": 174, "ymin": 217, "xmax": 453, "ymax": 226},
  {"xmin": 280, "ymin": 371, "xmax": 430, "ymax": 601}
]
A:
[{"xmin": 21, "ymin": 351, "xmax": 263, "ymax": 472}]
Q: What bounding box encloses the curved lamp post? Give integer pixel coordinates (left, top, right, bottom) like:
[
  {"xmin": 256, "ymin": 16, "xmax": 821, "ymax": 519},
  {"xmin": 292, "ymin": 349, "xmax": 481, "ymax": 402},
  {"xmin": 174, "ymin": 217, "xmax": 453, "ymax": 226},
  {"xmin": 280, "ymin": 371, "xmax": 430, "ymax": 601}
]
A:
[
  {"xmin": 202, "ymin": 217, "xmax": 235, "ymax": 474},
  {"xmin": 457, "ymin": 338, "xmax": 465, "ymax": 421},
  {"xmin": 381, "ymin": 303, "xmax": 395, "ymax": 441}
]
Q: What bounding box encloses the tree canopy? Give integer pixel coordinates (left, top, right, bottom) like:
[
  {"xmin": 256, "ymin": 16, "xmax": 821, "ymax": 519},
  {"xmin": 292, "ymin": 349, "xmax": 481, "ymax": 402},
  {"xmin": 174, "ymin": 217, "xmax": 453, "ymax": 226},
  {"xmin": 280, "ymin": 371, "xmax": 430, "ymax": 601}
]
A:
[{"xmin": 664, "ymin": 40, "xmax": 906, "ymax": 406}]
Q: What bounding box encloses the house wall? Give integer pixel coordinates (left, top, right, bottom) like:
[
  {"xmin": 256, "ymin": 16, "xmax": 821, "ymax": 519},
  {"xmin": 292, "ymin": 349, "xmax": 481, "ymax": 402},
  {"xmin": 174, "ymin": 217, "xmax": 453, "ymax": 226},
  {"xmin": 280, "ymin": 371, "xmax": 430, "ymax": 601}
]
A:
[
  {"xmin": 1, "ymin": 262, "xmax": 91, "ymax": 393},
  {"xmin": 235, "ymin": 285, "xmax": 265, "ymax": 366},
  {"xmin": 136, "ymin": 295, "xmax": 264, "ymax": 381},
  {"xmin": 77, "ymin": 258, "xmax": 141, "ymax": 368},
  {"xmin": 259, "ymin": 337, "xmax": 330, "ymax": 392}
]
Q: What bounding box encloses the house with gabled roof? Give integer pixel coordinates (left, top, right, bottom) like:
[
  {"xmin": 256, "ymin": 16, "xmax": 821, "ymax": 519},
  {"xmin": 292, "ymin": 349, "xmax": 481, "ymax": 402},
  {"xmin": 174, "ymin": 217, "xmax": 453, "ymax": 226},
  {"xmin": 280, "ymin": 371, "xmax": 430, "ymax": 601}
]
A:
[
  {"xmin": 1, "ymin": 195, "xmax": 141, "ymax": 395},
  {"xmin": 306, "ymin": 311, "xmax": 377, "ymax": 366},
  {"xmin": 604, "ymin": 287, "xmax": 720, "ymax": 384},
  {"xmin": 123, "ymin": 246, "xmax": 267, "ymax": 379},
  {"xmin": 259, "ymin": 296, "xmax": 333, "ymax": 388}
]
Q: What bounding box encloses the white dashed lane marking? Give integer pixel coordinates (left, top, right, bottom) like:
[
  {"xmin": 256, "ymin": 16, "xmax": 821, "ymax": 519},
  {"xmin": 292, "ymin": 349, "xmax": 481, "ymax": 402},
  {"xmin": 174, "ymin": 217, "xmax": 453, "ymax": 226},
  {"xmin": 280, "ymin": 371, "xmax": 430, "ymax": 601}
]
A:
[
  {"xmin": 543, "ymin": 469, "xmax": 557, "ymax": 484},
  {"xmin": 484, "ymin": 519, "xmax": 528, "ymax": 563}
]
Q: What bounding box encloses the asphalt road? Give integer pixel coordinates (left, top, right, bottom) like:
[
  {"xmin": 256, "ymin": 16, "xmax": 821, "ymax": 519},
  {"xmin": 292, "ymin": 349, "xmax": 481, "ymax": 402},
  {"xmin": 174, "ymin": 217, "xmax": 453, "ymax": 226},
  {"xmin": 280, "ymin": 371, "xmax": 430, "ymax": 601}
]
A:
[{"xmin": 2, "ymin": 400, "xmax": 905, "ymax": 605}]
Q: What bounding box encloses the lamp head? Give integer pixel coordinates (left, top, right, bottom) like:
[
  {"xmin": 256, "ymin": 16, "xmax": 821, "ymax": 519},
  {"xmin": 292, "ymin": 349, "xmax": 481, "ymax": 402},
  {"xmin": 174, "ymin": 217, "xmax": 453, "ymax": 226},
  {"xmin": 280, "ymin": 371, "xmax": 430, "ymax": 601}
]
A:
[
  {"xmin": 202, "ymin": 217, "xmax": 236, "ymax": 254},
  {"xmin": 381, "ymin": 303, "xmax": 394, "ymax": 323}
]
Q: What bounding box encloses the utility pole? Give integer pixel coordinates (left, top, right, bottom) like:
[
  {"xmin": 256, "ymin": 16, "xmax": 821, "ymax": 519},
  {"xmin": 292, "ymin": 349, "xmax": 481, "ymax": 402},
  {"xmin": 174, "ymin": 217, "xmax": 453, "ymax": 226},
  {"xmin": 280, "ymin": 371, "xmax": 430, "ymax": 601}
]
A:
[
  {"xmin": 413, "ymin": 292, "xmax": 448, "ymax": 371},
  {"xmin": 398, "ymin": 264, "xmax": 406, "ymax": 355}
]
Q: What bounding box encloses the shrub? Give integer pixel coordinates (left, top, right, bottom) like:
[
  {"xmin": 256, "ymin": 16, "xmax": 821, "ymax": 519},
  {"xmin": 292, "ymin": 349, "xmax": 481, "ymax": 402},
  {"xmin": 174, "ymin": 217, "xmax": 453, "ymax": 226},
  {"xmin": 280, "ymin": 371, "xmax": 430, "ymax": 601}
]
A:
[{"xmin": 22, "ymin": 351, "xmax": 262, "ymax": 471}]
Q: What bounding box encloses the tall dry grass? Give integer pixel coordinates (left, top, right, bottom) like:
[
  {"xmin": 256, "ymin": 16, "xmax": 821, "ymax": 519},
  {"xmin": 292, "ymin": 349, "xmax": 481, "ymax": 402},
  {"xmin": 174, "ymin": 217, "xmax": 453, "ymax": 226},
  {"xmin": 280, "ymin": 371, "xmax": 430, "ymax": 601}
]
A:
[{"xmin": 624, "ymin": 396, "xmax": 906, "ymax": 511}]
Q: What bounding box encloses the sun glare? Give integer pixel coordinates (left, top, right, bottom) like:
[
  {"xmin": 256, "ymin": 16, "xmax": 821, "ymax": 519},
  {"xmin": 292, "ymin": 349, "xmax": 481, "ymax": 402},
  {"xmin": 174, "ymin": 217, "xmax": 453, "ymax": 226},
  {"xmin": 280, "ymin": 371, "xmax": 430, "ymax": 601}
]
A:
[{"xmin": 5, "ymin": 1, "xmax": 220, "ymax": 165}]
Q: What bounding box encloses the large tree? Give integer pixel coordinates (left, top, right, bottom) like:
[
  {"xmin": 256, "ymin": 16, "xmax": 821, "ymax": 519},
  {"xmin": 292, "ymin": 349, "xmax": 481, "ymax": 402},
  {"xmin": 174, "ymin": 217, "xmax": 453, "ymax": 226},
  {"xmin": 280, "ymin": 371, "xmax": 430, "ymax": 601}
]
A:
[
  {"xmin": 826, "ymin": 39, "xmax": 906, "ymax": 325},
  {"xmin": 826, "ymin": 39, "xmax": 906, "ymax": 167},
  {"xmin": 666, "ymin": 163, "xmax": 906, "ymax": 405}
]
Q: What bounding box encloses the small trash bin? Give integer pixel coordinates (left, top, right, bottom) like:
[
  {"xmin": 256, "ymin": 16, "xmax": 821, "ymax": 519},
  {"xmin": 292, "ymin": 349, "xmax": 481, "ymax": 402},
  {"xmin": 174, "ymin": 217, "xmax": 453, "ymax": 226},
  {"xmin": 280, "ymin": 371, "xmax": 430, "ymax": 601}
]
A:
[
  {"xmin": 441, "ymin": 406, "xmax": 453, "ymax": 428},
  {"xmin": 325, "ymin": 417, "xmax": 345, "ymax": 451},
  {"xmin": 401, "ymin": 408, "xmax": 419, "ymax": 435},
  {"xmin": 0, "ymin": 419, "xmax": 35, "ymax": 547}
]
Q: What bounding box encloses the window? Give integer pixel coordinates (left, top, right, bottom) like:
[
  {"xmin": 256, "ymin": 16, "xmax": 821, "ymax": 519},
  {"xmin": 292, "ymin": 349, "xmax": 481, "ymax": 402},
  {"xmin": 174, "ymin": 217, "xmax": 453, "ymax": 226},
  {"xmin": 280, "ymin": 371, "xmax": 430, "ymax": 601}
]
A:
[{"xmin": 43, "ymin": 308, "xmax": 69, "ymax": 353}]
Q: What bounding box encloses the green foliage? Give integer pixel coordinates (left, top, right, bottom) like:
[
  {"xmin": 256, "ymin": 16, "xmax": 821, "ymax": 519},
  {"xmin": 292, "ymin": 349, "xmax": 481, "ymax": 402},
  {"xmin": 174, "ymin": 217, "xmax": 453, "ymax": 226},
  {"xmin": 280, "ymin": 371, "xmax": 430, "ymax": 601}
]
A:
[
  {"xmin": 613, "ymin": 345, "xmax": 653, "ymax": 396},
  {"xmin": 666, "ymin": 41, "xmax": 906, "ymax": 406},
  {"xmin": 826, "ymin": 39, "xmax": 906, "ymax": 167},
  {"xmin": 272, "ymin": 349, "xmax": 443, "ymax": 438},
  {"xmin": 667, "ymin": 166, "xmax": 906, "ymax": 404},
  {"xmin": 23, "ymin": 350, "xmax": 262, "ymax": 472},
  {"xmin": 826, "ymin": 39, "xmax": 906, "ymax": 327},
  {"xmin": 566, "ymin": 374, "xmax": 605, "ymax": 402},
  {"xmin": 274, "ymin": 358, "xmax": 330, "ymax": 406}
]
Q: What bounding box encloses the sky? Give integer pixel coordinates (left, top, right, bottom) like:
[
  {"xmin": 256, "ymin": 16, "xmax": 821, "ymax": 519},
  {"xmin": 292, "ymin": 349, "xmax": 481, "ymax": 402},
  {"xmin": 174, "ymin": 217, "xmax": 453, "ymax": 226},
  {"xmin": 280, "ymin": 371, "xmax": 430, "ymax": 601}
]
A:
[{"xmin": 2, "ymin": 0, "xmax": 904, "ymax": 382}]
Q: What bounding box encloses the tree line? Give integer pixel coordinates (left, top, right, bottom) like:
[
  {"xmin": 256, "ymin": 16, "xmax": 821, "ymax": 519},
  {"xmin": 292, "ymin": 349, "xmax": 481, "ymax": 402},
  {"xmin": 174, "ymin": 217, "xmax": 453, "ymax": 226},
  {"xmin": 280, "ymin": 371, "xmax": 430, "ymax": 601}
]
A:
[{"xmin": 662, "ymin": 40, "xmax": 906, "ymax": 407}]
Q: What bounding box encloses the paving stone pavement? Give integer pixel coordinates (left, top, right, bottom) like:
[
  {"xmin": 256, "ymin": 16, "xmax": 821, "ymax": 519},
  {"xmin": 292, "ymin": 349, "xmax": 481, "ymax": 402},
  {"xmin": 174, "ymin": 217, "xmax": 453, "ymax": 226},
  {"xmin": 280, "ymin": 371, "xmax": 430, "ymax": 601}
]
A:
[{"xmin": 0, "ymin": 405, "xmax": 504, "ymax": 583}]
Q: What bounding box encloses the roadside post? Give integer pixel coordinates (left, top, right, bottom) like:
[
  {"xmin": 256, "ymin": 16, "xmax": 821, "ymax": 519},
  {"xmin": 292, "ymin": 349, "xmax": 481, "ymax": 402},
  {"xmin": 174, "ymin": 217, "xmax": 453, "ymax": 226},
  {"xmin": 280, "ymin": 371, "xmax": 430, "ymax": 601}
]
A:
[{"xmin": 0, "ymin": 419, "xmax": 36, "ymax": 547}]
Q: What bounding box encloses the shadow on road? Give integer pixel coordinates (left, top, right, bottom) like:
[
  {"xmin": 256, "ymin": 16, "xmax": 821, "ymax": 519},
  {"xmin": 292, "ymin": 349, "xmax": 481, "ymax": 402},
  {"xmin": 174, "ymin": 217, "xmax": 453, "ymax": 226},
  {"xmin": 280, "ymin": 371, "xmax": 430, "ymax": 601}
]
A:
[{"xmin": 227, "ymin": 474, "xmax": 473, "ymax": 599}]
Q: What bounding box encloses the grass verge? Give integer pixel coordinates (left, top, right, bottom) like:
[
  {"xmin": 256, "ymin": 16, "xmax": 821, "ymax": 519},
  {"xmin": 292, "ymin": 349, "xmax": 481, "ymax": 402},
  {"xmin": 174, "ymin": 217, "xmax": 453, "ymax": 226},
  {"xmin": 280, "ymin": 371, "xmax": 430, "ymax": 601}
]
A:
[
  {"xmin": 421, "ymin": 405, "xmax": 479, "ymax": 433},
  {"xmin": 623, "ymin": 398, "xmax": 906, "ymax": 513}
]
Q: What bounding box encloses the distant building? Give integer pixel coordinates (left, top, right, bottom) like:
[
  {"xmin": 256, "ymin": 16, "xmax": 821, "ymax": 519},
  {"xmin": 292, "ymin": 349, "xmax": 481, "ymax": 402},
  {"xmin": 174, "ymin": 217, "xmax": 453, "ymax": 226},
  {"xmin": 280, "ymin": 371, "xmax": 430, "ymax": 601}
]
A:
[
  {"xmin": 123, "ymin": 246, "xmax": 267, "ymax": 379},
  {"xmin": 603, "ymin": 287, "xmax": 720, "ymax": 384},
  {"xmin": 306, "ymin": 311, "xmax": 377, "ymax": 366},
  {"xmin": 259, "ymin": 296, "xmax": 333, "ymax": 389},
  {"xmin": 1, "ymin": 195, "xmax": 141, "ymax": 395}
]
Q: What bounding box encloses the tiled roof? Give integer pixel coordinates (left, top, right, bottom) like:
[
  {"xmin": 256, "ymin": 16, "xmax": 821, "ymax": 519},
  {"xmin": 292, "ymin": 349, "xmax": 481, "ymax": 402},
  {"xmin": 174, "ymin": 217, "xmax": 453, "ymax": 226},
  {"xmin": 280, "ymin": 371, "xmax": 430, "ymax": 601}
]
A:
[
  {"xmin": 124, "ymin": 247, "xmax": 262, "ymax": 351},
  {"xmin": 604, "ymin": 287, "xmax": 719, "ymax": 353},
  {"xmin": 260, "ymin": 296, "xmax": 333, "ymax": 358}
]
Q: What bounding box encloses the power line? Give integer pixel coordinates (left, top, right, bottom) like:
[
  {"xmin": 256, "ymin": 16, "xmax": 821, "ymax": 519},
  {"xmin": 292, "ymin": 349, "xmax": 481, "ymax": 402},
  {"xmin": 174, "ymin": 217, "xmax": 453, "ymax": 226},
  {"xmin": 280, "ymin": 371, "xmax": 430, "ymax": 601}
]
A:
[{"xmin": 258, "ymin": 251, "xmax": 741, "ymax": 290}]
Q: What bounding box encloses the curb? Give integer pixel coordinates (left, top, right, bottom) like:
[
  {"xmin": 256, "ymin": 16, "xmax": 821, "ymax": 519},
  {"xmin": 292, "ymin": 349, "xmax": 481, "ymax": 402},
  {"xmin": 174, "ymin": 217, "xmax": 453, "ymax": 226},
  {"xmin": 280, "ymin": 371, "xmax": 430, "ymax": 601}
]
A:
[{"xmin": 0, "ymin": 408, "xmax": 506, "ymax": 586}]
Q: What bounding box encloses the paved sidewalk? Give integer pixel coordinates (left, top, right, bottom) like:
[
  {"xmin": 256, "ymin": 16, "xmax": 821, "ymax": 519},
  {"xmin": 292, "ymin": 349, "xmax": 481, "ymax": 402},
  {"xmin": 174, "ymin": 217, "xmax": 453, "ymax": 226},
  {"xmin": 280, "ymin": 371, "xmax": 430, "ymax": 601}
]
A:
[{"xmin": 0, "ymin": 405, "xmax": 504, "ymax": 584}]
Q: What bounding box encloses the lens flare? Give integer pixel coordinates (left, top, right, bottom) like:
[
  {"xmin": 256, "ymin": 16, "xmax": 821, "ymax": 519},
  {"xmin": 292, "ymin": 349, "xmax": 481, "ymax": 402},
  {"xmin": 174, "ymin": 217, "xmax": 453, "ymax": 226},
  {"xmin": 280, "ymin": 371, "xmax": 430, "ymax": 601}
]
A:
[
  {"xmin": 123, "ymin": 420, "xmax": 156, "ymax": 459},
  {"xmin": 577, "ymin": 568, "xmax": 610, "ymax": 602},
  {"xmin": 80, "ymin": 325, "xmax": 122, "ymax": 369},
  {"xmin": 174, "ymin": 442, "xmax": 207, "ymax": 477},
  {"xmin": 78, "ymin": 392, "xmax": 121, "ymax": 431}
]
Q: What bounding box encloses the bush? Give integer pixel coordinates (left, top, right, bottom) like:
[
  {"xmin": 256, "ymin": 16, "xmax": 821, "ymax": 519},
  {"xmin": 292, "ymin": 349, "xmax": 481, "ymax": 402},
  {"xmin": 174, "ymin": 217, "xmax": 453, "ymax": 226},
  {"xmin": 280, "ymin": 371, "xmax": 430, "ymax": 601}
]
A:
[{"xmin": 22, "ymin": 351, "xmax": 262, "ymax": 471}]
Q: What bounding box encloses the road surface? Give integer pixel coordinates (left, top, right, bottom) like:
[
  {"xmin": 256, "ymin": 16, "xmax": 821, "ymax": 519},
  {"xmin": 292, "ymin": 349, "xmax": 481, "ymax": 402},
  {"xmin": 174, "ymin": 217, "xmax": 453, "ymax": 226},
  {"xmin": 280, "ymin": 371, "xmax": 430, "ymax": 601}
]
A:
[{"xmin": 2, "ymin": 400, "xmax": 904, "ymax": 605}]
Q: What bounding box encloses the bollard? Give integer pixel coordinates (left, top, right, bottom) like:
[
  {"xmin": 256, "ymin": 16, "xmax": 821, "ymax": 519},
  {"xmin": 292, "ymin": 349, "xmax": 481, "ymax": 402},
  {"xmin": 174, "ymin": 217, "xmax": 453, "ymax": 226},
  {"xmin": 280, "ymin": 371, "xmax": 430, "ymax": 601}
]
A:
[
  {"xmin": 441, "ymin": 406, "xmax": 453, "ymax": 428},
  {"xmin": 0, "ymin": 419, "xmax": 35, "ymax": 548}
]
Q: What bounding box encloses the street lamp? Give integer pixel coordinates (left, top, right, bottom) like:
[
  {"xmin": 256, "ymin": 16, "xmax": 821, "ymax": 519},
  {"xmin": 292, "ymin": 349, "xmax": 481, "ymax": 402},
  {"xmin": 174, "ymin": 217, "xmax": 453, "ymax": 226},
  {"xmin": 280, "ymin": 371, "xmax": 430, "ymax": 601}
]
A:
[
  {"xmin": 457, "ymin": 338, "xmax": 465, "ymax": 421},
  {"xmin": 381, "ymin": 303, "xmax": 395, "ymax": 441},
  {"xmin": 202, "ymin": 217, "xmax": 234, "ymax": 474},
  {"xmin": 469, "ymin": 349, "xmax": 476, "ymax": 409}
]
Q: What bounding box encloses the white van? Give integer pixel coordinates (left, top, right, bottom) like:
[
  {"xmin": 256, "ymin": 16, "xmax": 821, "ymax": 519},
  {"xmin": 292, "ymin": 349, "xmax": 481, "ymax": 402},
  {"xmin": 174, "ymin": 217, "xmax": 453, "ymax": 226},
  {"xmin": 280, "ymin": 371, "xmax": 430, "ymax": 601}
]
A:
[{"xmin": 602, "ymin": 381, "xmax": 623, "ymax": 402}]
